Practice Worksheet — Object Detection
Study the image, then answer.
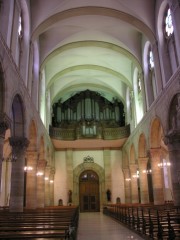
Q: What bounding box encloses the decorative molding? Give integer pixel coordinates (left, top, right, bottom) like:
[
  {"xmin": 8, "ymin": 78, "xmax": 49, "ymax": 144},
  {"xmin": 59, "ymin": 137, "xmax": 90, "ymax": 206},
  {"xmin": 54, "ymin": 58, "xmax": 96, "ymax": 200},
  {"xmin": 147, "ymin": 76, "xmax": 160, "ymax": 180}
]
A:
[
  {"xmin": 9, "ymin": 137, "xmax": 29, "ymax": 151},
  {"xmin": 0, "ymin": 112, "xmax": 11, "ymax": 137},
  {"xmin": 49, "ymin": 124, "xmax": 130, "ymax": 140},
  {"xmin": 83, "ymin": 155, "xmax": 94, "ymax": 163}
]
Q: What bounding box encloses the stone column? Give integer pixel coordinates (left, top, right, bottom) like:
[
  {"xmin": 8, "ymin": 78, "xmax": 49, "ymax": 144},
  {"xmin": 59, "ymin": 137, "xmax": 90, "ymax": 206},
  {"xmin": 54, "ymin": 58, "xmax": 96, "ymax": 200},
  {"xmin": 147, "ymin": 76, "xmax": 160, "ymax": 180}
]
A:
[
  {"xmin": 164, "ymin": 131, "xmax": 180, "ymax": 206},
  {"xmin": 66, "ymin": 149, "xmax": 73, "ymax": 204},
  {"xmin": 150, "ymin": 148, "xmax": 164, "ymax": 205},
  {"xmin": 152, "ymin": 41, "xmax": 163, "ymax": 93},
  {"xmin": 49, "ymin": 168, "xmax": 55, "ymax": 206},
  {"xmin": 9, "ymin": 137, "xmax": 29, "ymax": 212},
  {"xmin": 104, "ymin": 149, "xmax": 111, "ymax": 203},
  {"xmin": 36, "ymin": 159, "xmax": 47, "ymax": 208},
  {"xmin": 25, "ymin": 151, "xmax": 38, "ymax": 209},
  {"xmin": 138, "ymin": 157, "xmax": 149, "ymax": 203},
  {"xmin": 129, "ymin": 164, "xmax": 139, "ymax": 203},
  {"xmin": 44, "ymin": 166, "xmax": 51, "ymax": 206},
  {"xmin": 0, "ymin": 113, "xmax": 10, "ymax": 191},
  {"xmin": 123, "ymin": 168, "xmax": 131, "ymax": 203}
]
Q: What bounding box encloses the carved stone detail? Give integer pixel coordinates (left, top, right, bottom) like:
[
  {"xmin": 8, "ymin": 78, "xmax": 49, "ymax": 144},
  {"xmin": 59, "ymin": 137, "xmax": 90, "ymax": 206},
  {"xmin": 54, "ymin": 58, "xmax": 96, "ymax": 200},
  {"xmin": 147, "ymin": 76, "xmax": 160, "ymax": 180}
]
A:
[
  {"xmin": 0, "ymin": 112, "xmax": 11, "ymax": 137},
  {"xmin": 9, "ymin": 136, "xmax": 29, "ymax": 153}
]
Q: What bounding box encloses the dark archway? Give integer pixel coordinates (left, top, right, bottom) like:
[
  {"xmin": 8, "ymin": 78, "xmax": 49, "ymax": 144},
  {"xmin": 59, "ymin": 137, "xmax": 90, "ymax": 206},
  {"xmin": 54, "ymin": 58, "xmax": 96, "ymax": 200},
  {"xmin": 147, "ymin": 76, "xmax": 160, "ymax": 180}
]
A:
[{"xmin": 12, "ymin": 94, "xmax": 24, "ymax": 137}]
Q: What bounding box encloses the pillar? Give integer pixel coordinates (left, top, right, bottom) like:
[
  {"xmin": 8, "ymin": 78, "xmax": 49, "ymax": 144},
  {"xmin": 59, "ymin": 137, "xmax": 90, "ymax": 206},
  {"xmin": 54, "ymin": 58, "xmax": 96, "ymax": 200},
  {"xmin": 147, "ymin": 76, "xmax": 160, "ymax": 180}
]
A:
[
  {"xmin": 164, "ymin": 131, "xmax": 180, "ymax": 206},
  {"xmin": 0, "ymin": 113, "xmax": 10, "ymax": 192},
  {"xmin": 66, "ymin": 149, "xmax": 73, "ymax": 204},
  {"xmin": 104, "ymin": 149, "xmax": 111, "ymax": 203},
  {"xmin": 138, "ymin": 157, "xmax": 149, "ymax": 203},
  {"xmin": 36, "ymin": 159, "xmax": 47, "ymax": 208},
  {"xmin": 123, "ymin": 168, "xmax": 131, "ymax": 203},
  {"xmin": 44, "ymin": 166, "xmax": 51, "ymax": 206},
  {"xmin": 25, "ymin": 151, "xmax": 38, "ymax": 209},
  {"xmin": 9, "ymin": 136, "xmax": 29, "ymax": 212},
  {"xmin": 49, "ymin": 168, "xmax": 55, "ymax": 206},
  {"xmin": 152, "ymin": 41, "xmax": 163, "ymax": 94},
  {"xmin": 129, "ymin": 164, "xmax": 139, "ymax": 203},
  {"xmin": 150, "ymin": 148, "xmax": 164, "ymax": 205}
]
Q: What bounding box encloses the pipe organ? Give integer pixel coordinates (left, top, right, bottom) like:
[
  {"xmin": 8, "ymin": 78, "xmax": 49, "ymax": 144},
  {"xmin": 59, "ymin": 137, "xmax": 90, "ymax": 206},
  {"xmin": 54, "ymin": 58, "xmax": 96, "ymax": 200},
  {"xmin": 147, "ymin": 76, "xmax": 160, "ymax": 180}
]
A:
[{"xmin": 51, "ymin": 90, "xmax": 126, "ymax": 139}]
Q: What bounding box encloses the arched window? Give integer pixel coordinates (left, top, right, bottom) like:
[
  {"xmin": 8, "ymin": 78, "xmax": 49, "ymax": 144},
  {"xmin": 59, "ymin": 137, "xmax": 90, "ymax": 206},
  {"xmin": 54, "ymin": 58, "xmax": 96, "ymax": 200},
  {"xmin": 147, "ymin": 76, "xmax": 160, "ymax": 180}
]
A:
[
  {"xmin": 164, "ymin": 8, "xmax": 174, "ymax": 38},
  {"xmin": 148, "ymin": 48, "xmax": 156, "ymax": 101},
  {"xmin": 18, "ymin": 13, "xmax": 23, "ymax": 38},
  {"xmin": 163, "ymin": 7, "xmax": 178, "ymax": 73}
]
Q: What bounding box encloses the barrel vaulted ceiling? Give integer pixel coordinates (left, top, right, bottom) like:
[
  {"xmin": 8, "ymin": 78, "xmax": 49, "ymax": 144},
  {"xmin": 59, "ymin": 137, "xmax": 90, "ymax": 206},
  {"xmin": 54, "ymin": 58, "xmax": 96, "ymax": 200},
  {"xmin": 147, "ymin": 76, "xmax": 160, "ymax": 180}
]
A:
[{"xmin": 30, "ymin": 0, "xmax": 156, "ymax": 109}]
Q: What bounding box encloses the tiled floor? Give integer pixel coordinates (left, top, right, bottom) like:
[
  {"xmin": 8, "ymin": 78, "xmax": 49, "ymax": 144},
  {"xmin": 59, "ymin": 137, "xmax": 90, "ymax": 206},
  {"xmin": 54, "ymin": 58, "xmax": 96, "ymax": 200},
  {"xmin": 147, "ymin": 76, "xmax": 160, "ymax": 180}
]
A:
[{"xmin": 77, "ymin": 212, "xmax": 144, "ymax": 240}]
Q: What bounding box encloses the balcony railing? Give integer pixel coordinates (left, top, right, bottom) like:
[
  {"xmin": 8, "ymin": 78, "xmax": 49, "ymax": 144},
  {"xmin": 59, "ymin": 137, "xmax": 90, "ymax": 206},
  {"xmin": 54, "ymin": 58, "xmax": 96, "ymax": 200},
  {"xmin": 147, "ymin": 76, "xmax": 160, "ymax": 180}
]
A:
[{"xmin": 49, "ymin": 124, "xmax": 130, "ymax": 140}]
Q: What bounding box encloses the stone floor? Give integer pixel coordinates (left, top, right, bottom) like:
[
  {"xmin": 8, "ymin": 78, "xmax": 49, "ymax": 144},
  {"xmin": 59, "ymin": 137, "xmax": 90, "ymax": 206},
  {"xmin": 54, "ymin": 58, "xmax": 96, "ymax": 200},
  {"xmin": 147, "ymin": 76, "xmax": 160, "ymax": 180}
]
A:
[{"xmin": 77, "ymin": 212, "xmax": 144, "ymax": 240}]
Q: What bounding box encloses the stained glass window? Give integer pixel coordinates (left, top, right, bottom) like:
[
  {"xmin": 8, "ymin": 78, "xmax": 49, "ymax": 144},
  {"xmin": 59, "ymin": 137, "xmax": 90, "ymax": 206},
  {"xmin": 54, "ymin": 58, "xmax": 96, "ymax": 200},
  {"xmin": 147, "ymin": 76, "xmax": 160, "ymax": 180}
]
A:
[{"xmin": 165, "ymin": 8, "xmax": 174, "ymax": 37}]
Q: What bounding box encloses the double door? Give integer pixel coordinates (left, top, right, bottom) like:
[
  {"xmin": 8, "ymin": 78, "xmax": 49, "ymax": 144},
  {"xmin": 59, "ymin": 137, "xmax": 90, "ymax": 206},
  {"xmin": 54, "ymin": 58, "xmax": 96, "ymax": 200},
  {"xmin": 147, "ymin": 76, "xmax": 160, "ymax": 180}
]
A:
[{"xmin": 79, "ymin": 170, "xmax": 100, "ymax": 212}]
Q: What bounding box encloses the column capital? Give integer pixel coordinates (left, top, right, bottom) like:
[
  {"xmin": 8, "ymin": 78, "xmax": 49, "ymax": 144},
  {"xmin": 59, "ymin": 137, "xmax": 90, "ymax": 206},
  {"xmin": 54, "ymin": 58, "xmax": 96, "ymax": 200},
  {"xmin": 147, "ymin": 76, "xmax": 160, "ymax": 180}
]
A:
[
  {"xmin": 164, "ymin": 131, "xmax": 180, "ymax": 145},
  {"xmin": 9, "ymin": 136, "xmax": 29, "ymax": 151},
  {"xmin": 149, "ymin": 147, "xmax": 161, "ymax": 158},
  {"xmin": 138, "ymin": 157, "xmax": 148, "ymax": 164},
  {"xmin": 0, "ymin": 112, "xmax": 11, "ymax": 138},
  {"xmin": 37, "ymin": 160, "xmax": 47, "ymax": 169}
]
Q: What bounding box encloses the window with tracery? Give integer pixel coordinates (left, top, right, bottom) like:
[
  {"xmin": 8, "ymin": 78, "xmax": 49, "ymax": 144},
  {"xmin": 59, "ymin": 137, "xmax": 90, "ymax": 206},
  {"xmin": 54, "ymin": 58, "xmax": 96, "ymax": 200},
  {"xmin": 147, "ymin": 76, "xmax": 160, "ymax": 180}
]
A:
[
  {"xmin": 148, "ymin": 47, "xmax": 156, "ymax": 103},
  {"xmin": 164, "ymin": 8, "xmax": 174, "ymax": 38},
  {"xmin": 149, "ymin": 50, "xmax": 154, "ymax": 70},
  {"xmin": 18, "ymin": 13, "xmax": 23, "ymax": 38},
  {"xmin": 163, "ymin": 6, "xmax": 178, "ymax": 73}
]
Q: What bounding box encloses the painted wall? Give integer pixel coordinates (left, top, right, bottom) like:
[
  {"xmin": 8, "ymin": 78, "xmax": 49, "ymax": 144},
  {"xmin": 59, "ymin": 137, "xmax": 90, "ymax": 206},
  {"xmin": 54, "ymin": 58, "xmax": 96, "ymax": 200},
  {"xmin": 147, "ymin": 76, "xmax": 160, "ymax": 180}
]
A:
[
  {"xmin": 54, "ymin": 149, "xmax": 124, "ymax": 206},
  {"xmin": 110, "ymin": 150, "xmax": 125, "ymax": 203}
]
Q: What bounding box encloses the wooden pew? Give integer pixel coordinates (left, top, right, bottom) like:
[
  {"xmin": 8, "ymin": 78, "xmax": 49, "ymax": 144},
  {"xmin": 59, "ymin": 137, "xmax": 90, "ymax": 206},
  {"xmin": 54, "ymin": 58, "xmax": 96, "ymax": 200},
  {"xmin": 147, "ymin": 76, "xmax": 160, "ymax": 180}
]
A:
[
  {"xmin": 0, "ymin": 205, "xmax": 79, "ymax": 239},
  {"xmin": 103, "ymin": 203, "xmax": 180, "ymax": 240}
]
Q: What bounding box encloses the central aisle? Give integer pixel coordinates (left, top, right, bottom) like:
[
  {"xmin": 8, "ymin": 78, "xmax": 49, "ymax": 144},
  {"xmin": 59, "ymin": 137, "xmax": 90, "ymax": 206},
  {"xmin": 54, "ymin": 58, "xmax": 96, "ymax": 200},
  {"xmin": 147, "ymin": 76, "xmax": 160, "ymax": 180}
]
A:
[{"xmin": 77, "ymin": 212, "xmax": 144, "ymax": 240}]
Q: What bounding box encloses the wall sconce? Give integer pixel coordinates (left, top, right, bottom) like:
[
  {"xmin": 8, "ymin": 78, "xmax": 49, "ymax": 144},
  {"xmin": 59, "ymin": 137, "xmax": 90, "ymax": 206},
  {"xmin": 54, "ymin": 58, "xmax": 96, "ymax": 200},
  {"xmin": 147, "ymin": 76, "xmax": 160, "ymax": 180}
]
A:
[
  {"xmin": 36, "ymin": 171, "xmax": 44, "ymax": 176},
  {"xmin": 125, "ymin": 178, "xmax": 131, "ymax": 181},
  {"xmin": 24, "ymin": 166, "xmax": 33, "ymax": 171},
  {"xmin": 142, "ymin": 169, "xmax": 152, "ymax": 174},
  {"xmin": 158, "ymin": 161, "xmax": 171, "ymax": 168},
  {"xmin": 50, "ymin": 180, "xmax": 54, "ymax": 183},
  {"xmin": 44, "ymin": 177, "xmax": 49, "ymax": 181},
  {"xmin": 132, "ymin": 170, "xmax": 139, "ymax": 178}
]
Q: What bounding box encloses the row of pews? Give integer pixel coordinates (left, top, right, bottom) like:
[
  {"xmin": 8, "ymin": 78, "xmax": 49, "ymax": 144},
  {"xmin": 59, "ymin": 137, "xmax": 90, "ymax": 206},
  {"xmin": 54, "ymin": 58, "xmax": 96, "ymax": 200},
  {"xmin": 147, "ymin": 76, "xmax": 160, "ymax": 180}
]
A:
[
  {"xmin": 0, "ymin": 205, "xmax": 79, "ymax": 239},
  {"xmin": 103, "ymin": 203, "xmax": 180, "ymax": 239}
]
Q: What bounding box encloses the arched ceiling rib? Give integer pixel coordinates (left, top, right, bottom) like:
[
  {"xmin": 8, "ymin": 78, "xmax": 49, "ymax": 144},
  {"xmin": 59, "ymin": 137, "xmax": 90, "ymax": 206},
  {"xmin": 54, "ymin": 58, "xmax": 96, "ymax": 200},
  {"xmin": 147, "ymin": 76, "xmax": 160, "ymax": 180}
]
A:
[
  {"xmin": 31, "ymin": 7, "xmax": 155, "ymax": 42},
  {"xmin": 33, "ymin": 3, "xmax": 156, "ymax": 108}
]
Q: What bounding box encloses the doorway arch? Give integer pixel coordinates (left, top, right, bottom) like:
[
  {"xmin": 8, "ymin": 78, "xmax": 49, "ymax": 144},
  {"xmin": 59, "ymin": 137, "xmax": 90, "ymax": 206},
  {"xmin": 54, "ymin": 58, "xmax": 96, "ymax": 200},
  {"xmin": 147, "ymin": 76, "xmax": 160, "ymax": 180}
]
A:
[
  {"xmin": 73, "ymin": 162, "xmax": 105, "ymax": 210},
  {"xmin": 79, "ymin": 170, "xmax": 100, "ymax": 212}
]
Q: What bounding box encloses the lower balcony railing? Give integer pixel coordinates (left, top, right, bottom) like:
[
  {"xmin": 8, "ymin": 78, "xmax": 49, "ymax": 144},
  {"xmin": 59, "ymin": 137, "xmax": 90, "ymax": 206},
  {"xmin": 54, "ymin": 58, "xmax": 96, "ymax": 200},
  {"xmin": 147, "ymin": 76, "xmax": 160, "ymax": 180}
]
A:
[{"xmin": 49, "ymin": 124, "xmax": 130, "ymax": 140}]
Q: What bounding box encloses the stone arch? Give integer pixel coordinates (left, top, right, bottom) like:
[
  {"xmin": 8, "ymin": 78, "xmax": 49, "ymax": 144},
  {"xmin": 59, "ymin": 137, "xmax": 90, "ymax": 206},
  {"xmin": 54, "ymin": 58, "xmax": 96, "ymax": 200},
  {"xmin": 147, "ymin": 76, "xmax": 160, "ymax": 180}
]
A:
[
  {"xmin": 28, "ymin": 120, "xmax": 37, "ymax": 151},
  {"xmin": 73, "ymin": 162, "xmax": 105, "ymax": 208},
  {"xmin": 11, "ymin": 94, "xmax": 25, "ymax": 137},
  {"xmin": 138, "ymin": 133, "xmax": 147, "ymax": 158},
  {"xmin": 168, "ymin": 93, "xmax": 180, "ymax": 132},
  {"xmin": 150, "ymin": 117, "xmax": 163, "ymax": 149},
  {"xmin": 130, "ymin": 144, "xmax": 136, "ymax": 164}
]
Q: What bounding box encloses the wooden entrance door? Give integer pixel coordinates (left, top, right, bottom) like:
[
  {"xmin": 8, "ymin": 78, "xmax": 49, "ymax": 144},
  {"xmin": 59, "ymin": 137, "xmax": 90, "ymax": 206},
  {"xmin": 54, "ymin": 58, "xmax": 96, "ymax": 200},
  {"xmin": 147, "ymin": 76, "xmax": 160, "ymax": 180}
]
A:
[{"xmin": 79, "ymin": 170, "xmax": 100, "ymax": 212}]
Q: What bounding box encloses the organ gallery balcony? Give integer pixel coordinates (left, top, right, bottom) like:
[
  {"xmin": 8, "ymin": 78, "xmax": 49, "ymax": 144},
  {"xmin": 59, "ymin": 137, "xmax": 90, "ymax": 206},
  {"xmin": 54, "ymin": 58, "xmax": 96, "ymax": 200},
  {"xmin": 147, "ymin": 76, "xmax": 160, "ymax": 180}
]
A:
[{"xmin": 49, "ymin": 122, "xmax": 130, "ymax": 141}]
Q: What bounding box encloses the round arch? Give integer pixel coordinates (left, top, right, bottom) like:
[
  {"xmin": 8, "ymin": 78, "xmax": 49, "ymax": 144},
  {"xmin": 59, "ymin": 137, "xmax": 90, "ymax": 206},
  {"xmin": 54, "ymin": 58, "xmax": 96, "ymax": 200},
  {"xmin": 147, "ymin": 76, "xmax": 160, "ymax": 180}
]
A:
[
  {"xmin": 11, "ymin": 94, "xmax": 25, "ymax": 137},
  {"xmin": 130, "ymin": 144, "xmax": 136, "ymax": 164},
  {"xmin": 150, "ymin": 117, "xmax": 163, "ymax": 149},
  {"xmin": 73, "ymin": 162, "xmax": 105, "ymax": 208},
  {"xmin": 138, "ymin": 133, "xmax": 147, "ymax": 158}
]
